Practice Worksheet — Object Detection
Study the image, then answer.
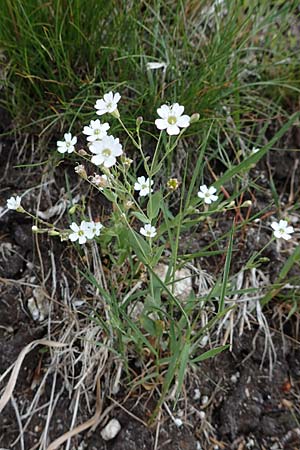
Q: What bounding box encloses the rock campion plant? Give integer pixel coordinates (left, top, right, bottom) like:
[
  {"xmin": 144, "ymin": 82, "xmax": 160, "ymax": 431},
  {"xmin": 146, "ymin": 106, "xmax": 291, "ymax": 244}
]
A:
[{"xmin": 6, "ymin": 91, "xmax": 296, "ymax": 408}]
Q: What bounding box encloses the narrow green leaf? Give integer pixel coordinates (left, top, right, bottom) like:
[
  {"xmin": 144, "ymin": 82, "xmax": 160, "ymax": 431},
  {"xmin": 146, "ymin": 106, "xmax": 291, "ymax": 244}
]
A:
[
  {"xmin": 191, "ymin": 345, "xmax": 229, "ymax": 363},
  {"xmin": 147, "ymin": 191, "xmax": 162, "ymax": 220}
]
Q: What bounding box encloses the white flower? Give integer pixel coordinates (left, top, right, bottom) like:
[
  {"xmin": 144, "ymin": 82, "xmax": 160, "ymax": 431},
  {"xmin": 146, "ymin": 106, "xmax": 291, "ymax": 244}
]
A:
[
  {"xmin": 271, "ymin": 220, "xmax": 294, "ymax": 240},
  {"xmin": 69, "ymin": 221, "xmax": 94, "ymax": 244},
  {"xmin": 7, "ymin": 196, "xmax": 22, "ymax": 211},
  {"xmin": 95, "ymin": 92, "xmax": 121, "ymax": 116},
  {"xmin": 86, "ymin": 220, "xmax": 103, "ymax": 237},
  {"xmin": 252, "ymin": 147, "xmax": 260, "ymax": 154},
  {"xmin": 90, "ymin": 135, "xmax": 123, "ymax": 168},
  {"xmin": 197, "ymin": 185, "xmax": 218, "ymax": 204},
  {"xmin": 57, "ymin": 133, "xmax": 77, "ymax": 154},
  {"xmin": 140, "ymin": 224, "xmax": 157, "ymax": 238},
  {"xmin": 83, "ymin": 119, "xmax": 110, "ymax": 142},
  {"xmin": 155, "ymin": 103, "xmax": 190, "ymax": 135},
  {"xmin": 134, "ymin": 176, "xmax": 154, "ymax": 197}
]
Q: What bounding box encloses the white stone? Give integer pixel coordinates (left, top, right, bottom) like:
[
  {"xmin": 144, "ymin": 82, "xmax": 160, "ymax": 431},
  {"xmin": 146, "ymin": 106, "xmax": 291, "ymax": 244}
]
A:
[
  {"xmin": 193, "ymin": 388, "xmax": 201, "ymax": 400},
  {"xmin": 153, "ymin": 264, "xmax": 193, "ymax": 301},
  {"xmin": 100, "ymin": 419, "xmax": 121, "ymax": 441},
  {"xmin": 27, "ymin": 287, "xmax": 49, "ymax": 321},
  {"xmin": 174, "ymin": 418, "xmax": 183, "ymax": 427}
]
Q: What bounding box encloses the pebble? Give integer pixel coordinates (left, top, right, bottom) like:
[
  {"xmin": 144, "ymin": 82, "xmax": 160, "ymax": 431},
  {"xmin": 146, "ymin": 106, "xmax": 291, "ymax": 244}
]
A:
[{"xmin": 100, "ymin": 419, "xmax": 121, "ymax": 441}]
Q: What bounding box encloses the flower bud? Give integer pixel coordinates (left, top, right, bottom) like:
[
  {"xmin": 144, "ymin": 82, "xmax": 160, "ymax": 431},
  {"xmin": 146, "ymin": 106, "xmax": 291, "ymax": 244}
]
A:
[
  {"xmin": 74, "ymin": 164, "xmax": 87, "ymax": 179},
  {"xmin": 136, "ymin": 116, "xmax": 143, "ymax": 127},
  {"xmin": 241, "ymin": 200, "xmax": 252, "ymax": 207},
  {"xmin": 190, "ymin": 113, "xmax": 200, "ymax": 124},
  {"xmin": 48, "ymin": 229, "xmax": 60, "ymax": 236},
  {"xmin": 121, "ymin": 155, "xmax": 133, "ymax": 168},
  {"xmin": 78, "ymin": 148, "xmax": 88, "ymax": 156},
  {"xmin": 68, "ymin": 205, "xmax": 78, "ymax": 215}
]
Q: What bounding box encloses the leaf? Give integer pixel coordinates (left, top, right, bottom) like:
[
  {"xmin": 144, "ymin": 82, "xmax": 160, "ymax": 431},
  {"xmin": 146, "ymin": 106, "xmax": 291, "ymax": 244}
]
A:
[
  {"xmin": 219, "ymin": 225, "xmax": 234, "ymax": 313},
  {"xmin": 127, "ymin": 229, "xmax": 151, "ymax": 264},
  {"xmin": 131, "ymin": 211, "xmax": 149, "ymax": 223},
  {"xmin": 147, "ymin": 191, "xmax": 162, "ymax": 220},
  {"xmin": 260, "ymin": 245, "xmax": 300, "ymax": 306},
  {"xmin": 191, "ymin": 345, "xmax": 229, "ymax": 363},
  {"xmin": 214, "ymin": 112, "xmax": 300, "ymax": 189}
]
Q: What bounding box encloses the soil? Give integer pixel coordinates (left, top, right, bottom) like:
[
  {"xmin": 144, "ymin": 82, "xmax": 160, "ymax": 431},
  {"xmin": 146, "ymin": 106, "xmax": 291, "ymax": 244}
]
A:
[{"xmin": 1, "ymin": 107, "xmax": 300, "ymax": 450}]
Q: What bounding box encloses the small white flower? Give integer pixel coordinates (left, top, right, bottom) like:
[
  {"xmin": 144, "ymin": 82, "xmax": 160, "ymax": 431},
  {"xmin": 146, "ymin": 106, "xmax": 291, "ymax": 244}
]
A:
[
  {"xmin": 7, "ymin": 196, "xmax": 22, "ymax": 211},
  {"xmin": 134, "ymin": 176, "xmax": 154, "ymax": 197},
  {"xmin": 57, "ymin": 133, "xmax": 77, "ymax": 154},
  {"xmin": 90, "ymin": 135, "xmax": 123, "ymax": 168},
  {"xmin": 83, "ymin": 119, "xmax": 110, "ymax": 142},
  {"xmin": 155, "ymin": 103, "xmax": 190, "ymax": 135},
  {"xmin": 271, "ymin": 220, "xmax": 294, "ymax": 240},
  {"xmin": 140, "ymin": 224, "xmax": 157, "ymax": 238},
  {"xmin": 95, "ymin": 92, "xmax": 121, "ymax": 116},
  {"xmin": 197, "ymin": 185, "xmax": 218, "ymax": 204},
  {"xmin": 86, "ymin": 220, "xmax": 103, "ymax": 237},
  {"xmin": 252, "ymin": 147, "xmax": 260, "ymax": 154},
  {"xmin": 69, "ymin": 221, "xmax": 94, "ymax": 244}
]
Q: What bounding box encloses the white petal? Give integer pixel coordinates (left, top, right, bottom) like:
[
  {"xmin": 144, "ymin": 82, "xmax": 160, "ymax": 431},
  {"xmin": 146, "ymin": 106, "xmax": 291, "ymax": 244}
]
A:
[
  {"xmin": 197, "ymin": 192, "xmax": 205, "ymax": 199},
  {"xmin": 171, "ymin": 103, "xmax": 184, "ymax": 117},
  {"xmin": 204, "ymin": 198, "xmax": 212, "ymax": 204},
  {"xmin": 176, "ymin": 115, "xmax": 190, "ymax": 128},
  {"xmin": 57, "ymin": 140, "xmax": 65, "ymax": 146},
  {"xmin": 208, "ymin": 186, "xmax": 217, "ymax": 194},
  {"xmin": 91, "ymin": 154, "xmax": 104, "ymax": 166},
  {"xmin": 155, "ymin": 118, "xmax": 167, "ymax": 130},
  {"xmin": 71, "ymin": 136, "xmax": 77, "ymax": 145},
  {"xmin": 70, "ymin": 223, "xmax": 79, "ymax": 232},
  {"xmin": 285, "ymin": 226, "xmax": 294, "ymax": 234},
  {"xmin": 200, "ymin": 185, "xmax": 208, "ymax": 193},
  {"xmin": 57, "ymin": 146, "xmax": 67, "ymax": 154},
  {"xmin": 137, "ymin": 176, "xmax": 146, "ymax": 184},
  {"xmin": 78, "ymin": 235, "xmax": 87, "ymax": 244},
  {"xmin": 90, "ymin": 141, "xmax": 102, "ymax": 154},
  {"xmin": 271, "ymin": 222, "xmax": 279, "ymax": 231},
  {"xmin": 64, "ymin": 133, "xmax": 72, "ymax": 141},
  {"xmin": 104, "ymin": 156, "xmax": 116, "ymax": 168},
  {"xmin": 274, "ymin": 230, "xmax": 282, "ymax": 238},
  {"xmin": 279, "ymin": 220, "xmax": 288, "ymax": 228},
  {"xmin": 157, "ymin": 105, "xmax": 170, "ymax": 119},
  {"xmin": 114, "ymin": 92, "xmax": 121, "ymax": 103},
  {"xmin": 282, "ymin": 233, "xmax": 292, "ymax": 240},
  {"xmin": 210, "ymin": 195, "xmax": 218, "ymax": 202},
  {"xmin": 83, "ymin": 126, "xmax": 92, "ymax": 135},
  {"xmin": 166, "ymin": 125, "xmax": 180, "ymax": 135},
  {"xmin": 69, "ymin": 233, "xmax": 79, "ymax": 242},
  {"xmin": 96, "ymin": 109, "xmax": 106, "ymax": 116}
]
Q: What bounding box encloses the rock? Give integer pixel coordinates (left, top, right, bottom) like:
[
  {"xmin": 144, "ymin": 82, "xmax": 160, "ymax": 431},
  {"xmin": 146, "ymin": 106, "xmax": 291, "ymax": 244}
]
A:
[
  {"xmin": 153, "ymin": 264, "xmax": 193, "ymax": 301},
  {"xmin": 101, "ymin": 418, "xmax": 121, "ymax": 441}
]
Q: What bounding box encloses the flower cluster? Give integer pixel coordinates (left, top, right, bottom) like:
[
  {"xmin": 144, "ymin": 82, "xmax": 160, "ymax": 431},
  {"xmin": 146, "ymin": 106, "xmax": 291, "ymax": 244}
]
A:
[{"xmin": 69, "ymin": 220, "xmax": 103, "ymax": 244}]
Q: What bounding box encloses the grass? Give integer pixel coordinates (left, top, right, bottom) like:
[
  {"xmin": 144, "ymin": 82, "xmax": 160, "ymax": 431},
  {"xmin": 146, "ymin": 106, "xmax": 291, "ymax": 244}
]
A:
[{"xmin": 1, "ymin": 1, "xmax": 300, "ymax": 447}]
